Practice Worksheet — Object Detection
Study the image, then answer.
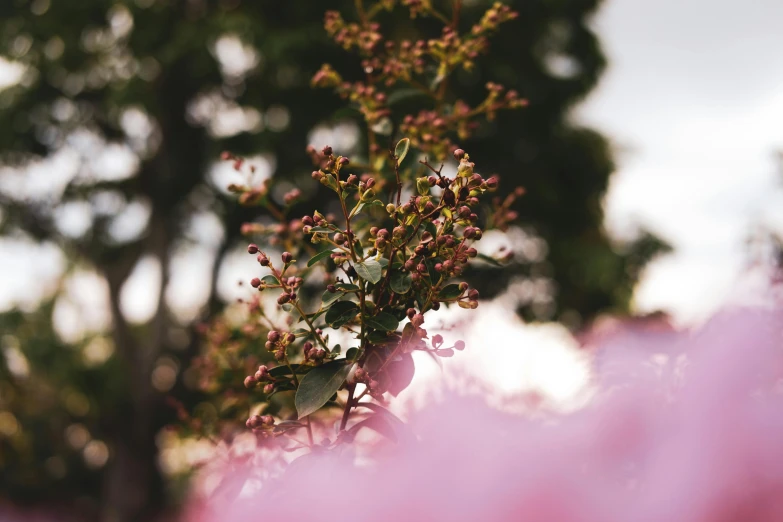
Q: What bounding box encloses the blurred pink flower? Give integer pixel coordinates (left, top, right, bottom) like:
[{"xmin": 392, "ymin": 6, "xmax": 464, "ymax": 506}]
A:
[{"xmin": 187, "ymin": 307, "xmax": 783, "ymax": 522}]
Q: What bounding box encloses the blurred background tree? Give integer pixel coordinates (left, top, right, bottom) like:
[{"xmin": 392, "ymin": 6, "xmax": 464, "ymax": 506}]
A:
[{"xmin": 0, "ymin": 0, "xmax": 668, "ymax": 520}]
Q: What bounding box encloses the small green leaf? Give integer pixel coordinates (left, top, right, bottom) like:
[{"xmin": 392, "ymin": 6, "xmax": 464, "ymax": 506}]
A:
[
  {"xmin": 295, "ymin": 361, "xmax": 354, "ymax": 419},
  {"xmin": 346, "ymin": 347, "xmax": 359, "ymax": 361},
  {"xmin": 355, "ymin": 259, "xmax": 382, "ymax": 284},
  {"xmin": 336, "ymin": 283, "xmax": 359, "ymax": 291},
  {"xmin": 378, "ymin": 258, "xmax": 389, "ymax": 268},
  {"xmin": 349, "ymin": 202, "xmax": 365, "ymax": 218},
  {"xmin": 281, "ymin": 303, "xmax": 293, "ymax": 312},
  {"xmin": 365, "ymin": 312, "xmax": 399, "ymax": 332},
  {"xmin": 325, "ymin": 301, "xmax": 359, "ymax": 328},
  {"xmin": 395, "ymin": 138, "xmax": 410, "ymax": 166},
  {"xmin": 321, "ymin": 175, "xmax": 339, "ymax": 191},
  {"xmin": 438, "ymin": 284, "xmax": 463, "ymax": 300},
  {"xmin": 307, "ymin": 249, "xmax": 333, "ymax": 267},
  {"xmin": 476, "ymin": 253, "xmax": 503, "ymax": 267},
  {"xmin": 390, "ymin": 271, "xmax": 412, "ymax": 294},
  {"xmin": 261, "ymin": 275, "xmax": 280, "ymax": 285}
]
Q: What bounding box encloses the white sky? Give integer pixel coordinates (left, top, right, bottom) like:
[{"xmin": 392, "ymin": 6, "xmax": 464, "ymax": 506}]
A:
[{"xmin": 577, "ymin": 0, "xmax": 783, "ymax": 324}]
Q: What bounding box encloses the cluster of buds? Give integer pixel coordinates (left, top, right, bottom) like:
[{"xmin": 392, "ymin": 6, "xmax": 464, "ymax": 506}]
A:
[
  {"xmin": 245, "ymin": 413, "xmax": 275, "ymax": 431},
  {"xmin": 244, "ymin": 364, "xmax": 274, "ymax": 394},
  {"xmin": 324, "ymin": 11, "xmax": 382, "ymax": 55},
  {"xmin": 265, "ymin": 330, "xmax": 296, "ymax": 362},
  {"xmin": 473, "ymin": 2, "xmax": 519, "ymax": 34},
  {"xmin": 178, "ymin": 0, "xmax": 527, "ymax": 444},
  {"xmin": 332, "ymin": 81, "xmax": 390, "ymax": 124}
]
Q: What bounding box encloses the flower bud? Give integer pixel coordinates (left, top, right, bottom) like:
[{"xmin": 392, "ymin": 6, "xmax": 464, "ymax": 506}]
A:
[
  {"xmin": 386, "ymin": 203, "xmax": 396, "ymax": 214},
  {"xmin": 312, "ymin": 170, "xmax": 324, "ymax": 180},
  {"xmin": 346, "ymin": 174, "xmax": 358, "ymax": 185},
  {"xmin": 244, "ymin": 376, "xmax": 256, "ymax": 388},
  {"xmin": 286, "ymin": 332, "xmax": 296, "ymax": 343},
  {"xmin": 268, "ymin": 330, "xmax": 281, "ymax": 343},
  {"xmin": 278, "ymin": 293, "xmax": 291, "ymax": 305},
  {"xmin": 453, "ymin": 148, "xmax": 466, "ymax": 160},
  {"xmin": 327, "ymin": 284, "xmax": 337, "ymax": 293},
  {"xmin": 263, "ymin": 383, "xmax": 275, "ymax": 394},
  {"xmin": 275, "ymin": 348, "xmax": 286, "ymax": 361},
  {"xmin": 322, "ymin": 145, "xmax": 333, "ymax": 156},
  {"xmin": 411, "ymin": 313, "xmax": 424, "ymax": 327},
  {"xmin": 486, "ymin": 176, "xmax": 499, "ymax": 190},
  {"xmin": 265, "ymin": 341, "xmax": 274, "ymax": 350},
  {"xmin": 257, "ymin": 254, "xmax": 270, "ymax": 266},
  {"xmin": 365, "ymin": 177, "xmax": 376, "ymax": 189},
  {"xmin": 432, "ymin": 334, "xmax": 443, "ymax": 347},
  {"xmin": 427, "ymin": 175, "xmax": 438, "ymax": 186},
  {"xmin": 247, "ymin": 244, "xmax": 259, "ymax": 254},
  {"xmin": 468, "ymin": 289, "xmax": 479, "ymax": 300},
  {"xmin": 334, "ymin": 232, "xmax": 345, "ymax": 244},
  {"xmin": 338, "ymin": 156, "xmax": 350, "ymax": 166},
  {"xmin": 281, "ymin": 252, "xmax": 293, "ymax": 264},
  {"xmin": 406, "ymin": 308, "xmax": 416, "ymax": 319},
  {"xmin": 250, "ymin": 277, "xmax": 261, "ymax": 288}
]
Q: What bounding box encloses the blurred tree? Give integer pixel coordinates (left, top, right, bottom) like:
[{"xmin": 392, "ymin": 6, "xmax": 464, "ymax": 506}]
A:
[{"xmin": 0, "ymin": 0, "xmax": 668, "ymax": 520}]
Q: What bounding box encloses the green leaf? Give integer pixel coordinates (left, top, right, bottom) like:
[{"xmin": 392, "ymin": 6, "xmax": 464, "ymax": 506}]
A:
[
  {"xmin": 307, "ymin": 249, "xmax": 333, "ymax": 267},
  {"xmin": 355, "ymin": 259, "xmax": 382, "ymax": 284},
  {"xmin": 364, "ymin": 312, "xmax": 399, "ymax": 332},
  {"xmin": 295, "ymin": 361, "xmax": 354, "ymax": 419},
  {"xmin": 346, "ymin": 347, "xmax": 359, "ymax": 361},
  {"xmin": 261, "ymin": 275, "xmax": 280, "ymax": 285},
  {"xmin": 390, "ymin": 271, "xmax": 411, "ymax": 294},
  {"xmin": 378, "ymin": 257, "xmax": 389, "ymax": 268},
  {"xmin": 268, "ymin": 364, "xmax": 312, "ymax": 378},
  {"xmin": 387, "ymin": 88, "xmax": 428, "ymax": 106},
  {"xmin": 325, "ymin": 301, "xmax": 359, "ymax": 328},
  {"xmin": 438, "ymin": 284, "xmax": 463, "ymax": 300},
  {"xmin": 395, "ymin": 138, "xmax": 410, "ymax": 166},
  {"xmin": 321, "ymin": 289, "xmax": 342, "ymax": 306},
  {"xmin": 476, "ymin": 253, "xmax": 503, "ymax": 267},
  {"xmin": 336, "ymin": 283, "xmax": 359, "ymax": 291}
]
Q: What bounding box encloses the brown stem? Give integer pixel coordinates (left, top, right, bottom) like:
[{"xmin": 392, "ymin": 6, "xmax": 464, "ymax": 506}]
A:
[{"xmin": 339, "ymin": 384, "xmax": 356, "ymax": 431}]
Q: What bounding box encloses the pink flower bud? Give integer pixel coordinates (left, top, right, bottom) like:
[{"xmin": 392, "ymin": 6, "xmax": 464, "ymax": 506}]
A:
[
  {"xmin": 281, "ymin": 252, "xmax": 293, "ymax": 264},
  {"xmin": 257, "ymin": 254, "xmax": 270, "ymax": 266},
  {"xmin": 453, "ymin": 148, "xmax": 466, "ymax": 160},
  {"xmin": 244, "ymin": 376, "xmax": 256, "ymax": 388},
  {"xmin": 268, "ymin": 331, "xmax": 281, "ymax": 343},
  {"xmin": 411, "ymin": 314, "xmax": 424, "ymax": 327},
  {"xmin": 247, "ymin": 244, "xmax": 259, "ymax": 254}
]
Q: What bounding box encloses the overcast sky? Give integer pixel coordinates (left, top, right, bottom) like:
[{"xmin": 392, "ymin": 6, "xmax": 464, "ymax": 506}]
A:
[{"xmin": 578, "ymin": 0, "xmax": 783, "ymax": 324}]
